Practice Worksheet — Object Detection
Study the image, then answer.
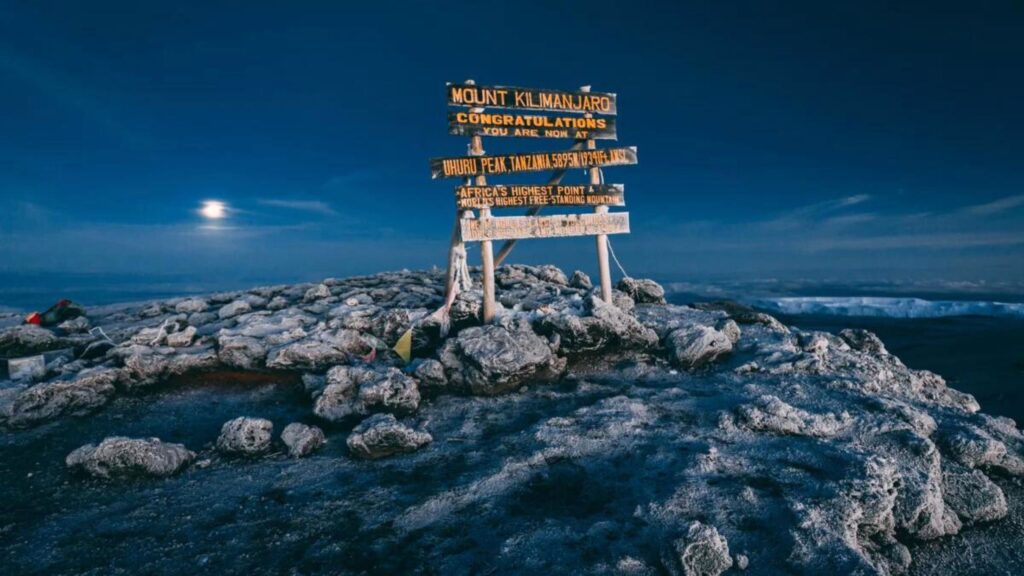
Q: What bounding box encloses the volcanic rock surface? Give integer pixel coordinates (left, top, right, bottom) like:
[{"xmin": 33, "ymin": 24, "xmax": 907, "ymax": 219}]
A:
[{"xmin": 0, "ymin": 264, "xmax": 1022, "ymax": 575}]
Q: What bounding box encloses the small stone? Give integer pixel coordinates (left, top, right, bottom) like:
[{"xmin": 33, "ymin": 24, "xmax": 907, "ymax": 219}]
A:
[
  {"xmin": 281, "ymin": 423, "xmax": 325, "ymax": 458},
  {"xmin": 216, "ymin": 417, "xmax": 273, "ymax": 455}
]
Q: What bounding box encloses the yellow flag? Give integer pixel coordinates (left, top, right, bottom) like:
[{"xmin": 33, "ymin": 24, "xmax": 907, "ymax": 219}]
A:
[{"xmin": 393, "ymin": 328, "xmax": 413, "ymax": 363}]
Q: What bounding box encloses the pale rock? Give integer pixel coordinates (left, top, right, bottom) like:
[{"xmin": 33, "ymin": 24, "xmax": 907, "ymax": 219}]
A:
[
  {"xmin": 66, "ymin": 436, "xmax": 194, "ymax": 478},
  {"xmin": 218, "ymin": 300, "xmax": 252, "ymax": 320},
  {"xmin": 346, "ymin": 413, "xmax": 432, "ymax": 459},
  {"xmin": 174, "ymin": 298, "xmax": 208, "ymax": 314},
  {"xmin": 216, "ymin": 417, "xmax": 273, "ymax": 455},
  {"xmin": 281, "ymin": 423, "xmax": 325, "ymax": 457},
  {"xmin": 666, "ymin": 325, "xmax": 733, "ymax": 369},
  {"xmin": 165, "ymin": 326, "xmax": 197, "ymax": 348}
]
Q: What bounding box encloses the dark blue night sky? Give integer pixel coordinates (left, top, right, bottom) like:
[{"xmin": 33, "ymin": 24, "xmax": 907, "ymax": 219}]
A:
[{"xmin": 2, "ymin": 1, "xmax": 1023, "ymax": 299}]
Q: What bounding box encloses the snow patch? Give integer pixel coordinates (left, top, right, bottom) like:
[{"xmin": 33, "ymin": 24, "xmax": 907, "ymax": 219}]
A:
[{"xmin": 757, "ymin": 297, "xmax": 1024, "ymax": 319}]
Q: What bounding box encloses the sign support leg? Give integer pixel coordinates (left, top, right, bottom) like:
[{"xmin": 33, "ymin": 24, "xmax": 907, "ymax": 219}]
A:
[
  {"xmin": 581, "ymin": 85, "xmax": 614, "ymax": 305},
  {"xmin": 470, "ymin": 130, "xmax": 496, "ymax": 323}
]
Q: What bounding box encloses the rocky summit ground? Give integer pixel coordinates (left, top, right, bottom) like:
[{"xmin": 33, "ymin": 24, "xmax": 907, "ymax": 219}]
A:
[{"xmin": 1, "ymin": 265, "xmax": 1022, "ymax": 575}]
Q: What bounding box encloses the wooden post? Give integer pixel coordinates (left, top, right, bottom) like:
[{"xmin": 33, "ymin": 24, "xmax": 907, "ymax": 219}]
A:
[
  {"xmin": 443, "ymin": 81, "xmax": 477, "ymax": 304},
  {"xmin": 471, "ymin": 132, "xmax": 497, "ymax": 323},
  {"xmin": 582, "ymin": 85, "xmax": 614, "ymax": 305}
]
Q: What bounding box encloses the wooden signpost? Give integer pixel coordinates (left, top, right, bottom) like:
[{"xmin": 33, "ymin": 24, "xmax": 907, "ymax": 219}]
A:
[
  {"xmin": 448, "ymin": 111, "xmax": 617, "ymax": 140},
  {"xmin": 433, "ymin": 81, "xmax": 636, "ymax": 322},
  {"xmin": 455, "ymin": 184, "xmax": 625, "ymax": 209},
  {"xmin": 430, "ymin": 147, "xmax": 637, "ymax": 179}
]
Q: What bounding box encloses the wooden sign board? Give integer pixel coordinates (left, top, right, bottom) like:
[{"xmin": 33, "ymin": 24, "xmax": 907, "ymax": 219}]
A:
[
  {"xmin": 455, "ymin": 184, "xmax": 624, "ymax": 209},
  {"xmin": 448, "ymin": 84, "xmax": 617, "ymax": 115},
  {"xmin": 461, "ymin": 212, "xmax": 630, "ymax": 242},
  {"xmin": 431, "ymin": 147, "xmax": 637, "ymax": 179},
  {"xmin": 448, "ymin": 111, "xmax": 617, "ymax": 140}
]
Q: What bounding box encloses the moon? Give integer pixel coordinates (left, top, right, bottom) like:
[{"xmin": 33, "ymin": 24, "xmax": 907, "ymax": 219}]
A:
[{"xmin": 200, "ymin": 200, "xmax": 227, "ymax": 219}]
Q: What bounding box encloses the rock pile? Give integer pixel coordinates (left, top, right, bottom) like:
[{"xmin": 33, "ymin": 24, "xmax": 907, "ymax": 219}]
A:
[{"xmin": 2, "ymin": 264, "xmax": 1022, "ymax": 574}]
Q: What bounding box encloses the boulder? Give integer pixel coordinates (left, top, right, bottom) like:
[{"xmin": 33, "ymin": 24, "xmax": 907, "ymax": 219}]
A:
[
  {"xmin": 569, "ymin": 270, "xmax": 593, "ymax": 290},
  {"xmin": 449, "ymin": 290, "xmax": 483, "ymax": 331},
  {"xmin": 413, "ymin": 358, "xmax": 448, "ymax": 394},
  {"xmin": 313, "ymin": 365, "xmax": 420, "ymax": 422},
  {"xmin": 266, "ymin": 330, "xmax": 370, "ymax": 371},
  {"xmin": 165, "ymin": 326, "xmax": 197, "ymax": 348},
  {"xmin": 618, "ymin": 277, "xmax": 666, "ymax": 304},
  {"xmin": 839, "ymin": 328, "xmax": 888, "ymax": 355},
  {"xmin": 66, "ymin": 436, "xmax": 194, "ymax": 478},
  {"xmin": 439, "ymin": 317, "xmax": 565, "ymax": 396},
  {"xmin": 666, "ymin": 522, "xmax": 733, "ymax": 576},
  {"xmin": 536, "ymin": 296, "xmax": 657, "ymax": 356},
  {"xmin": 217, "ymin": 335, "xmax": 267, "ymax": 370},
  {"xmin": 121, "ymin": 347, "xmax": 219, "ymax": 389},
  {"xmin": 58, "ymin": 316, "xmax": 91, "ymax": 334},
  {"xmin": 217, "ymin": 300, "xmax": 252, "ymax": 320},
  {"xmin": 5, "ymin": 368, "xmax": 121, "ymax": 427},
  {"xmin": 691, "ymin": 301, "xmax": 789, "ymax": 333},
  {"xmin": 666, "ymin": 324, "xmax": 733, "ymax": 369},
  {"xmin": 374, "ymin": 307, "xmax": 428, "ymax": 344},
  {"xmin": 281, "ymin": 423, "xmax": 326, "ymax": 458},
  {"xmin": 304, "ymin": 284, "xmax": 331, "ymax": 302},
  {"xmin": 267, "ymin": 296, "xmax": 290, "ymax": 311},
  {"xmin": 534, "ymin": 264, "xmax": 569, "ymax": 286},
  {"xmin": 346, "ymin": 413, "xmax": 432, "ymax": 459},
  {"xmin": 216, "ymin": 417, "xmax": 273, "ymax": 455},
  {"xmin": 174, "ymin": 298, "xmax": 208, "ymax": 314},
  {"xmin": 0, "ymin": 325, "xmax": 62, "ymax": 357},
  {"xmin": 942, "ymin": 463, "xmax": 1008, "ymax": 524}
]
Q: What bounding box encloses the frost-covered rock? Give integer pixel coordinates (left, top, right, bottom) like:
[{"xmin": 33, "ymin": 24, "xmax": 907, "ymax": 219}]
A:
[
  {"xmin": 266, "ymin": 330, "xmax": 371, "ymax": 371},
  {"xmin": 0, "ymin": 325, "xmax": 62, "ymax": 357},
  {"xmin": 66, "ymin": 436, "xmax": 194, "ymax": 478},
  {"xmin": 216, "ymin": 417, "xmax": 273, "ymax": 455},
  {"xmin": 304, "ymin": 284, "xmax": 331, "ymax": 302},
  {"xmin": 569, "ymin": 270, "xmax": 593, "ymax": 290},
  {"xmin": 313, "ymin": 365, "xmax": 420, "ymax": 421},
  {"xmin": 5, "ymin": 368, "xmax": 121, "ymax": 427},
  {"xmin": 665, "ymin": 522, "xmax": 733, "ymax": 576},
  {"xmin": 942, "ymin": 462, "xmax": 1008, "ymax": 524},
  {"xmin": 217, "ymin": 335, "xmax": 267, "ymax": 369},
  {"xmin": 217, "ymin": 300, "xmax": 252, "ymax": 320},
  {"xmin": 536, "ymin": 295, "xmax": 658, "ymax": 356},
  {"xmin": 439, "ymin": 317, "xmax": 565, "ymax": 396},
  {"xmin": 165, "ymin": 326, "xmax": 197, "ymax": 348},
  {"xmin": 618, "ymin": 277, "xmax": 666, "ymax": 304},
  {"xmin": 58, "ymin": 316, "xmax": 91, "ymax": 334},
  {"xmin": 346, "ymin": 413, "xmax": 432, "ymax": 459},
  {"xmin": 174, "ymin": 298, "xmax": 208, "ymax": 314},
  {"xmin": 281, "ymin": 423, "xmax": 325, "ymax": 458},
  {"xmin": 736, "ymin": 395, "xmax": 852, "ymax": 437},
  {"xmin": 666, "ymin": 325, "xmax": 733, "ymax": 369},
  {"xmin": 413, "ymin": 358, "xmax": 448, "ymax": 394}
]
